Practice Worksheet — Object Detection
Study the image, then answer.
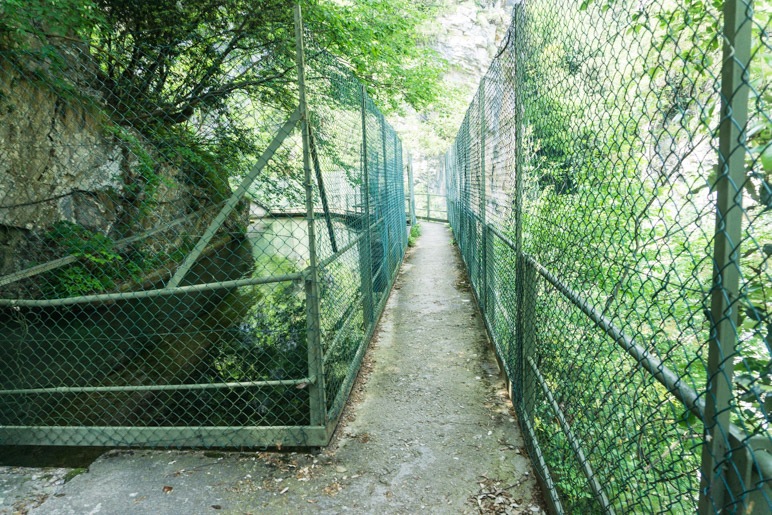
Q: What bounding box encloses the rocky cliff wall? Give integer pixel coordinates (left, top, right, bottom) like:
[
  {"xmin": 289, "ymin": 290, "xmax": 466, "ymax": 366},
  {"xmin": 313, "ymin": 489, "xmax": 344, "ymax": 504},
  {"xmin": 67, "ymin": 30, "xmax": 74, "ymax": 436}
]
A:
[
  {"xmin": 0, "ymin": 55, "xmax": 206, "ymax": 283},
  {"xmin": 434, "ymin": 0, "xmax": 513, "ymax": 90},
  {"xmin": 398, "ymin": 1, "xmax": 515, "ymax": 191},
  {"xmin": 0, "ymin": 66, "xmax": 123, "ymax": 228}
]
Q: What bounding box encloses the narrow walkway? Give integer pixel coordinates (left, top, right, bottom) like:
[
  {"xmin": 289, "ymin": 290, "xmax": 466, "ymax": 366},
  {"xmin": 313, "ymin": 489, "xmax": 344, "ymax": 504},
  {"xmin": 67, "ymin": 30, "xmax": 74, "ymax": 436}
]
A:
[{"xmin": 22, "ymin": 223, "xmax": 542, "ymax": 514}]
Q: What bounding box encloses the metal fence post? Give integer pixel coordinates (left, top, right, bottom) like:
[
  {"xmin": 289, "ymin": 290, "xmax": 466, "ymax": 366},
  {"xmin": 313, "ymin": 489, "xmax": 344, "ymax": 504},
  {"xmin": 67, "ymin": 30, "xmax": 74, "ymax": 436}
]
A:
[
  {"xmin": 359, "ymin": 84, "xmax": 374, "ymax": 331},
  {"xmin": 479, "ymin": 79, "xmax": 488, "ymax": 313},
  {"xmin": 408, "ymin": 153, "xmax": 417, "ymax": 226},
  {"xmin": 380, "ymin": 114, "xmax": 393, "ymax": 282},
  {"xmin": 699, "ymin": 1, "xmax": 752, "ymax": 512},
  {"xmin": 515, "ymin": 254, "xmax": 528, "ymax": 394},
  {"xmin": 394, "ymin": 131, "xmax": 406, "ymax": 254},
  {"xmin": 484, "ymin": 224, "xmax": 494, "ymax": 324},
  {"xmin": 294, "ymin": 2, "xmax": 326, "ymax": 427},
  {"xmin": 427, "ymin": 182, "xmax": 431, "ymax": 220},
  {"xmin": 461, "ymin": 123, "xmax": 470, "ymax": 261},
  {"xmin": 512, "ymin": 7, "xmax": 526, "ymax": 407}
]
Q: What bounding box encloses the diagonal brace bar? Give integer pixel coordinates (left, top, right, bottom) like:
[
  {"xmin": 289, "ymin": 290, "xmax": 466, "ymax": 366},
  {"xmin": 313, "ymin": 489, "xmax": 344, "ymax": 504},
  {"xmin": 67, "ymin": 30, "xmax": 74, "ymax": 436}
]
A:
[
  {"xmin": 166, "ymin": 107, "xmax": 302, "ymax": 289},
  {"xmin": 308, "ymin": 128, "xmax": 338, "ymax": 253},
  {"xmin": 528, "ymin": 356, "xmax": 615, "ymax": 514}
]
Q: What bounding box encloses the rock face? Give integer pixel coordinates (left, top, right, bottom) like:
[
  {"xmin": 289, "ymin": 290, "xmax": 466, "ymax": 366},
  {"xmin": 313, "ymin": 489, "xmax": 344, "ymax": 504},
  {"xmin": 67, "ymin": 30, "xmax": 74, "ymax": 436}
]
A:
[
  {"xmin": 0, "ymin": 55, "xmax": 210, "ymax": 282},
  {"xmin": 434, "ymin": 0, "xmax": 513, "ymax": 89},
  {"xmin": 0, "ymin": 59, "xmax": 127, "ymax": 278},
  {"xmin": 0, "ymin": 66, "xmax": 124, "ymax": 233},
  {"xmin": 398, "ymin": 1, "xmax": 514, "ymax": 193}
]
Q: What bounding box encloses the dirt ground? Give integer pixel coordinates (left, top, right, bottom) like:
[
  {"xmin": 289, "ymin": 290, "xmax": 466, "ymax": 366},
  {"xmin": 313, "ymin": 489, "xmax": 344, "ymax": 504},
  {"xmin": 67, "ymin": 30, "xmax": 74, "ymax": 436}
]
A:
[{"xmin": 2, "ymin": 222, "xmax": 542, "ymax": 514}]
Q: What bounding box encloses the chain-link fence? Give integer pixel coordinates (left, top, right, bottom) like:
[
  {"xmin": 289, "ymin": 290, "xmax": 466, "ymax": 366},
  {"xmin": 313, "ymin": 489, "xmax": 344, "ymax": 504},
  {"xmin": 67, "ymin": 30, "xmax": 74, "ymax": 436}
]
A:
[
  {"xmin": 408, "ymin": 155, "xmax": 448, "ymax": 223},
  {"xmin": 445, "ymin": 0, "xmax": 770, "ymax": 513},
  {"xmin": 0, "ymin": 4, "xmax": 405, "ymax": 448}
]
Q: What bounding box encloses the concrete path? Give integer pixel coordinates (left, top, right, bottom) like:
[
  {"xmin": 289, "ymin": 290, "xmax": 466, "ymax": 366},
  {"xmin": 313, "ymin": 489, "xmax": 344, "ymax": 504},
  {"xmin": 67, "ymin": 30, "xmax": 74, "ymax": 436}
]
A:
[{"xmin": 5, "ymin": 222, "xmax": 542, "ymax": 514}]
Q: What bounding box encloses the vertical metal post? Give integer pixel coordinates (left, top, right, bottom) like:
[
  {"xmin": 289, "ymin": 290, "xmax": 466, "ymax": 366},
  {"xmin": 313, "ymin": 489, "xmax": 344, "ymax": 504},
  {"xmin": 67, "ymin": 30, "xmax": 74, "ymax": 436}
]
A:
[
  {"xmin": 463, "ymin": 121, "xmax": 471, "ymax": 264},
  {"xmin": 408, "ymin": 153, "xmax": 417, "ymax": 226},
  {"xmin": 518, "ymin": 256, "xmax": 536, "ymax": 406},
  {"xmin": 699, "ymin": 1, "xmax": 751, "ymax": 512},
  {"xmin": 479, "ymin": 79, "xmax": 488, "ymax": 312},
  {"xmin": 380, "ymin": 114, "xmax": 393, "ymax": 281},
  {"xmin": 484, "ymin": 224, "xmax": 494, "ymax": 323},
  {"xmin": 449, "ymin": 149, "xmax": 457, "ymax": 227},
  {"xmin": 294, "ymin": 2, "xmax": 326, "ymax": 427},
  {"xmin": 359, "ymin": 84, "xmax": 374, "ymax": 330},
  {"xmin": 512, "ymin": 5, "xmax": 526, "ymax": 407},
  {"xmin": 437, "ymin": 156, "xmax": 448, "ymax": 220},
  {"xmin": 427, "ymin": 175, "xmax": 431, "ymax": 220},
  {"xmin": 395, "ymin": 132, "xmax": 407, "ymax": 251}
]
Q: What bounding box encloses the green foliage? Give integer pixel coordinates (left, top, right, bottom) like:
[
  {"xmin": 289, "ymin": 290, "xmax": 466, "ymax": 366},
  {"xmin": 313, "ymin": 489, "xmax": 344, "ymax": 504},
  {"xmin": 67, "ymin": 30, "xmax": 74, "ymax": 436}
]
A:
[
  {"xmin": 155, "ymin": 124, "xmax": 248, "ymax": 204},
  {"xmin": 2, "ymin": 0, "xmax": 446, "ymax": 219},
  {"xmin": 416, "ymin": 83, "xmax": 469, "ymax": 152},
  {"xmin": 213, "ymin": 284, "xmax": 306, "ymax": 383},
  {"xmin": 408, "ymin": 223, "xmax": 421, "ymax": 247},
  {"xmin": 316, "ymin": 254, "xmax": 367, "ymax": 416},
  {"xmin": 516, "ymin": 1, "xmax": 770, "ymax": 436},
  {"xmin": 208, "ymin": 253, "xmax": 308, "ymax": 424},
  {"xmin": 305, "ymin": 0, "xmax": 445, "ymax": 113},
  {"xmin": 448, "ymin": 0, "xmax": 770, "ymax": 511},
  {"xmin": 90, "ymin": 0, "xmax": 297, "ymax": 128},
  {"xmin": 212, "ymin": 254, "xmax": 307, "ymax": 383},
  {"xmin": 41, "ymin": 221, "xmax": 174, "ymax": 298},
  {"xmin": 46, "ymin": 220, "xmax": 117, "ymax": 263},
  {"xmin": 103, "ymin": 124, "xmax": 165, "ymax": 213},
  {"xmin": 42, "ymin": 221, "xmax": 123, "ymax": 297},
  {"xmin": 0, "ymin": 0, "xmax": 103, "ymax": 48}
]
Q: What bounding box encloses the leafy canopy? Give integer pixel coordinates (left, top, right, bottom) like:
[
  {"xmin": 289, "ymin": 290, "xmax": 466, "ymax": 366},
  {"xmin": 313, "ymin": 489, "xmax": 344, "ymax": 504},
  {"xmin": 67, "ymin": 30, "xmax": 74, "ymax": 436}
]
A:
[
  {"xmin": 0, "ymin": 0, "xmax": 445, "ymax": 116},
  {"xmin": 0, "ymin": 0, "xmax": 446, "ymax": 210}
]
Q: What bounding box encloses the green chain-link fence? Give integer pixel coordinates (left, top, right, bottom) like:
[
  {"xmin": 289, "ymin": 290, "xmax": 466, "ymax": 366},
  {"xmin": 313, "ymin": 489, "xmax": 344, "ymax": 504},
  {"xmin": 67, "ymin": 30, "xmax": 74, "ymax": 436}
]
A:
[
  {"xmin": 0, "ymin": 4, "xmax": 405, "ymax": 448},
  {"xmin": 409, "ymin": 155, "xmax": 448, "ymax": 223},
  {"xmin": 445, "ymin": 0, "xmax": 770, "ymax": 513}
]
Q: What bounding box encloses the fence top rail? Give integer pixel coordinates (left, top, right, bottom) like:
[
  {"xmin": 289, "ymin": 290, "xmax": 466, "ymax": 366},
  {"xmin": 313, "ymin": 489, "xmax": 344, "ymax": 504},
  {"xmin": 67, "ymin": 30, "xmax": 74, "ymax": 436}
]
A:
[{"xmin": 0, "ymin": 272, "xmax": 304, "ymax": 308}]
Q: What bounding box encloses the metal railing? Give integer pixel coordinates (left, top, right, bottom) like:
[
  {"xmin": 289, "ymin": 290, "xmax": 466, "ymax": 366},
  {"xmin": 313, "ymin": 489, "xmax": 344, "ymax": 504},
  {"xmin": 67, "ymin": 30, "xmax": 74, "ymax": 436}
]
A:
[{"xmin": 412, "ymin": 192, "xmax": 447, "ymax": 223}]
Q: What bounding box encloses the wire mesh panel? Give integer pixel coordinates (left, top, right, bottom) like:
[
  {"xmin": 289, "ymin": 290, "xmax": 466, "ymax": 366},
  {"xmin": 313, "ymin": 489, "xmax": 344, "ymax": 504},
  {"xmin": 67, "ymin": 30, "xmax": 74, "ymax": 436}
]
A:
[
  {"xmin": 0, "ymin": 4, "xmax": 405, "ymax": 448},
  {"xmin": 412, "ymin": 156, "xmax": 448, "ymax": 222},
  {"xmin": 302, "ymin": 43, "xmax": 407, "ymax": 425},
  {"xmin": 445, "ymin": 0, "xmax": 770, "ymax": 513}
]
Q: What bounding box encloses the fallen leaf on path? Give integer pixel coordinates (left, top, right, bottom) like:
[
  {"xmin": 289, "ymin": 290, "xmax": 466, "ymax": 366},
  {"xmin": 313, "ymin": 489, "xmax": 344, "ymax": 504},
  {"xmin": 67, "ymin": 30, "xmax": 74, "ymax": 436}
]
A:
[
  {"xmin": 323, "ymin": 482, "xmax": 342, "ymax": 496},
  {"xmin": 469, "ymin": 476, "xmax": 537, "ymax": 514}
]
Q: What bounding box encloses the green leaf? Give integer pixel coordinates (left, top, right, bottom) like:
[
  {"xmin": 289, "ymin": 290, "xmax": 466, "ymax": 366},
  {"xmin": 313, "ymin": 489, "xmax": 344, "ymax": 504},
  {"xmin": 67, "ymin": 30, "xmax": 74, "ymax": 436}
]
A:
[{"xmin": 761, "ymin": 144, "xmax": 772, "ymax": 172}]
